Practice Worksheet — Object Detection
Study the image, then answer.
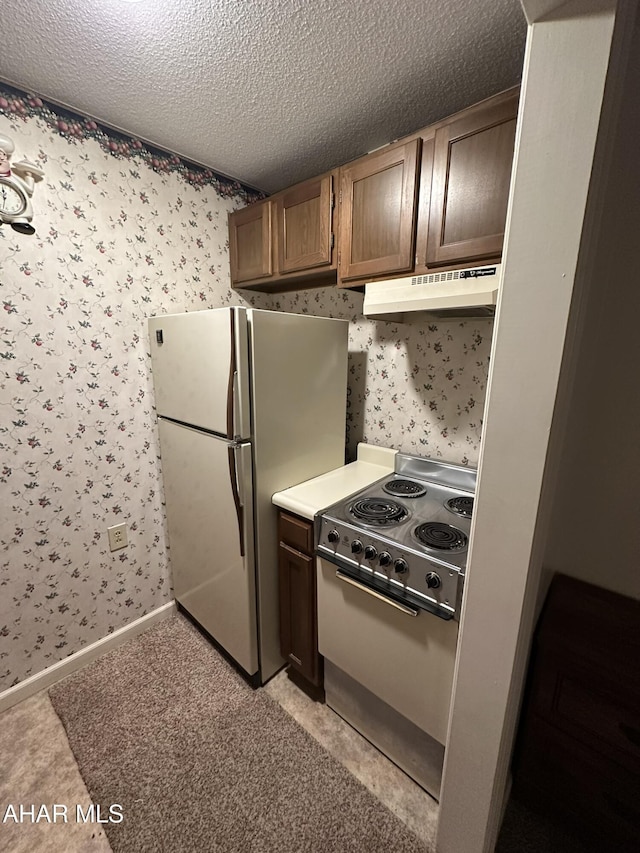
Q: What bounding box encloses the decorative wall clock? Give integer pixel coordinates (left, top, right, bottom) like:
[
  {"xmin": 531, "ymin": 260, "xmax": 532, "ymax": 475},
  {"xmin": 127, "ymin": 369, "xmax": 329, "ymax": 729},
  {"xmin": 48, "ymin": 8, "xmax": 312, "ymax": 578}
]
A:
[{"xmin": 0, "ymin": 132, "xmax": 44, "ymax": 235}]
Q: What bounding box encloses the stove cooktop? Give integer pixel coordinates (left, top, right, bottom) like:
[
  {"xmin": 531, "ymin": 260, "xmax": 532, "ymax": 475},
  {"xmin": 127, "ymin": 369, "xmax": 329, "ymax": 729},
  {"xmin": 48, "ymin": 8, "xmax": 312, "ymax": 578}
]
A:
[{"xmin": 315, "ymin": 454, "xmax": 477, "ymax": 620}]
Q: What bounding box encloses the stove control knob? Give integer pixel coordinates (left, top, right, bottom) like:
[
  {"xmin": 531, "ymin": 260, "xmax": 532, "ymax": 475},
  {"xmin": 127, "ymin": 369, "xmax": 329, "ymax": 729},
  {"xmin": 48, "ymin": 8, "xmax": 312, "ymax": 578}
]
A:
[
  {"xmin": 364, "ymin": 545, "xmax": 378, "ymax": 561},
  {"xmin": 426, "ymin": 572, "xmax": 442, "ymax": 590},
  {"xmin": 351, "ymin": 540, "xmax": 364, "ymax": 555},
  {"xmin": 394, "ymin": 558, "xmax": 409, "ymax": 575},
  {"xmin": 327, "ymin": 530, "xmax": 340, "ymax": 544},
  {"xmin": 379, "ymin": 552, "xmax": 392, "ymax": 567}
]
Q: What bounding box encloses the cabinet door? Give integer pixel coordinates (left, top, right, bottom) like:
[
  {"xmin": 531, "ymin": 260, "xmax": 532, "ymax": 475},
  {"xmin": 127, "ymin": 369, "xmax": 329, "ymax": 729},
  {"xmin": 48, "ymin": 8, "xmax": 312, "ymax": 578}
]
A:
[
  {"xmin": 229, "ymin": 199, "xmax": 272, "ymax": 283},
  {"xmin": 278, "ymin": 541, "xmax": 319, "ymax": 686},
  {"xmin": 276, "ymin": 174, "xmax": 334, "ymax": 274},
  {"xmin": 339, "ymin": 139, "xmax": 420, "ymax": 282},
  {"xmin": 427, "ymin": 91, "xmax": 518, "ymax": 266}
]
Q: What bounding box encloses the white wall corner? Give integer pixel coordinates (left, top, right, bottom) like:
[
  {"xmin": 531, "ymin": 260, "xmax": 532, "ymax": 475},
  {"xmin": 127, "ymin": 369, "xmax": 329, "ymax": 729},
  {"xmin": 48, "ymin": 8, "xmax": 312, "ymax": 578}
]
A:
[
  {"xmin": 521, "ymin": 0, "xmax": 617, "ymax": 26},
  {"xmin": 0, "ymin": 602, "xmax": 176, "ymax": 715},
  {"xmin": 436, "ymin": 2, "xmax": 630, "ymax": 852}
]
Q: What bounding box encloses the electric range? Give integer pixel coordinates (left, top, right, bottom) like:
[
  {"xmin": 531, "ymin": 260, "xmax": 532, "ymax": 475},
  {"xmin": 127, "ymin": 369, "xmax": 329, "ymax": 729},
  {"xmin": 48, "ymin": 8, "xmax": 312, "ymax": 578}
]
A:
[{"xmin": 316, "ymin": 453, "xmax": 476, "ymax": 620}]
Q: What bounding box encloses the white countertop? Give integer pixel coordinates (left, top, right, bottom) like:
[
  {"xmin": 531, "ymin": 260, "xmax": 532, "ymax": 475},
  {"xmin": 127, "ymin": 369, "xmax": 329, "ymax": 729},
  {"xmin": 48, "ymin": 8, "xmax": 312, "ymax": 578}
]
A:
[{"xmin": 272, "ymin": 443, "xmax": 397, "ymax": 521}]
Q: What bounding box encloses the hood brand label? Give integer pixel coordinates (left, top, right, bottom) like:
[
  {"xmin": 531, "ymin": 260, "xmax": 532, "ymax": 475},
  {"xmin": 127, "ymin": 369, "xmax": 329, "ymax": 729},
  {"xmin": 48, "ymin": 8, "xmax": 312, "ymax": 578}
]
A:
[{"xmin": 459, "ymin": 267, "xmax": 497, "ymax": 279}]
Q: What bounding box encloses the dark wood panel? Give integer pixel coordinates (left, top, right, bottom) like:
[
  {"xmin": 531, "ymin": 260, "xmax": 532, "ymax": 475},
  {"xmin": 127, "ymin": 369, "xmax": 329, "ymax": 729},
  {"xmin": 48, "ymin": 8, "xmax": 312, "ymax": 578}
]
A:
[
  {"xmin": 555, "ymin": 672, "xmax": 640, "ymax": 766},
  {"xmin": 513, "ymin": 573, "xmax": 640, "ymax": 853},
  {"xmin": 351, "ymin": 164, "xmax": 403, "ymax": 262},
  {"xmin": 232, "ymin": 269, "xmax": 337, "ymax": 293},
  {"xmin": 278, "ymin": 541, "xmax": 318, "ymax": 685},
  {"xmin": 338, "ymin": 138, "xmax": 419, "ymax": 282},
  {"xmin": 278, "ymin": 511, "xmax": 314, "ymax": 556},
  {"xmin": 427, "ymin": 90, "xmax": 518, "ymax": 266},
  {"xmin": 443, "ymin": 120, "xmax": 515, "ymax": 245},
  {"xmin": 515, "ymin": 714, "xmax": 640, "ymax": 852}
]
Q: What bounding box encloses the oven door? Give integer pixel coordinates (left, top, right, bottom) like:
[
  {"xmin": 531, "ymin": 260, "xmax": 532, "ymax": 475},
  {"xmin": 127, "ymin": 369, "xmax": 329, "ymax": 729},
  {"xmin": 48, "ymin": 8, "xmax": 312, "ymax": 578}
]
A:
[{"xmin": 316, "ymin": 557, "xmax": 458, "ymax": 746}]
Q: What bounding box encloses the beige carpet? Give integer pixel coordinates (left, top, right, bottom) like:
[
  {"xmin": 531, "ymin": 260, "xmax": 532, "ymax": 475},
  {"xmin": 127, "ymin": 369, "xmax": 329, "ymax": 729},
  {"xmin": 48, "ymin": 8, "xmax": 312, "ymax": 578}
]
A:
[
  {"xmin": 49, "ymin": 615, "xmax": 429, "ymax": 852},
  {"xmin": 264, "ymin": 671, "xmax": 438, "ymax": 845},
  {"xmin": 0, "ymin": 691, "xmax": 111, "ymax": 853}
]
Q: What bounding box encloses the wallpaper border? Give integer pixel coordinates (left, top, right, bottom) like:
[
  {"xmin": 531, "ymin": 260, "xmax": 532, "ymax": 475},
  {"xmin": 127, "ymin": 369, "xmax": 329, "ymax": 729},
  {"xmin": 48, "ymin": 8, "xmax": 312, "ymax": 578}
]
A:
[{"xmin": 0, "ymin": 81, "xmax": 263, "ymax": 205}]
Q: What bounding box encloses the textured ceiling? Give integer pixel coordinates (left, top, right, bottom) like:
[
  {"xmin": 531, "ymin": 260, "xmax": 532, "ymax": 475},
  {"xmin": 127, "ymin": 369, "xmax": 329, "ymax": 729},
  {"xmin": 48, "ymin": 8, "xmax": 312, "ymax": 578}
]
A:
[{"xmin": 0, "ymin": 0, "xmax": 526, "ymax": 193}]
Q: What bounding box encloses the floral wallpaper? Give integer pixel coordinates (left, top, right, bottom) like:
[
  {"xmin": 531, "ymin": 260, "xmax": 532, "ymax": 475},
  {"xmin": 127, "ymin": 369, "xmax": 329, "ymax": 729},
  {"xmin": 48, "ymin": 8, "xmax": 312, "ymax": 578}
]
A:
[
  {"xmin": 0, "ymin": 87, "xmax": 267, "ymax": 691},
  {"xmin": 0, "ymin": 84, "xmax": 492, "ymax": 693},
  {"xmin": 272, "ymin": 289, "xmax": 493, "ymax": 466}
]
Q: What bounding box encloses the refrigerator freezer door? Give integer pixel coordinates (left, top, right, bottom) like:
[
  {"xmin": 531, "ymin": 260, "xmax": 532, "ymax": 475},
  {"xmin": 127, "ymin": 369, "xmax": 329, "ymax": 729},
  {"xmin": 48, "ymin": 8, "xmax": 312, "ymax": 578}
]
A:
[
  {"xmin": 148, "ymin": 308, "xmax": 251, "ymax": 439},
  {"xmin": 158, "ymin": 418, "xmax": 258, "ymax": 676}
]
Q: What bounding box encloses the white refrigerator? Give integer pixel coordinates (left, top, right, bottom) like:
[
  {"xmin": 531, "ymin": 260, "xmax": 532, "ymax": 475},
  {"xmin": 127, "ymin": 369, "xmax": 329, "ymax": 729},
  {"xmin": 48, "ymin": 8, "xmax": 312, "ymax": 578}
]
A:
[{"xmin": 148, "ymin": 306, "xmax": 348, "ymax": 683}]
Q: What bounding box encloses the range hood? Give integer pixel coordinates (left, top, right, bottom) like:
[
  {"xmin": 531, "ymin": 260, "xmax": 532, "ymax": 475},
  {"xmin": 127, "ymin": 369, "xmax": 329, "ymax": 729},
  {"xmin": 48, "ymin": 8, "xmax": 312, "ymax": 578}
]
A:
[{"xmin": 363, "ymin": 263, "xmax": 502, "ymax": 320}]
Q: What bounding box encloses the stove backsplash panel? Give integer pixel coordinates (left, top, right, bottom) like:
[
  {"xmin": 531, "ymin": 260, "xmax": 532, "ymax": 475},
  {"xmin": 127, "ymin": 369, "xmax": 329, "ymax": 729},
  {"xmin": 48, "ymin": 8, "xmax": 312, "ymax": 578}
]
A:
[{"xmin": 272, "ymin": 288, "xmax": 493, "ymax": 466}]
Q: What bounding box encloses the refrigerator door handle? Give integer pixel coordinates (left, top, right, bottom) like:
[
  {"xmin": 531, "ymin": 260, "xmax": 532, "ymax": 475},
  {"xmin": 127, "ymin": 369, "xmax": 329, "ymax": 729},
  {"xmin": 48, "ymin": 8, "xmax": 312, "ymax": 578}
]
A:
[
  {"xmin": 228, "ymin": 444, "xmax": 245, "ymax": 557},
  {"xmin": 230, "ymin": 306, "xmax": 251, "ymax": 441},
  {"xmin": 232, "ymin": 370, "xmax": 241, "ymax": 439},
  {"xmin": 226, "ymin": 311, "xmax": 237, "ymax": 440}
]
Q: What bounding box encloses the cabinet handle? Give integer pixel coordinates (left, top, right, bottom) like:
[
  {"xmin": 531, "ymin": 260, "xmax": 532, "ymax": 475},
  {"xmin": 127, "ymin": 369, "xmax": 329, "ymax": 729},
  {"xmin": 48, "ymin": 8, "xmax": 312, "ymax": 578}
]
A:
[
  {"xmin": 336, "ymin": 571, "xmax": 418, "ymax": 616},
  {"xmin": 280, "ymin": 541, "xmax": 310, "ymax": 561},
  {"xmin": 619, "ymin": 722, "xmax": 640, "ymax": 749}
]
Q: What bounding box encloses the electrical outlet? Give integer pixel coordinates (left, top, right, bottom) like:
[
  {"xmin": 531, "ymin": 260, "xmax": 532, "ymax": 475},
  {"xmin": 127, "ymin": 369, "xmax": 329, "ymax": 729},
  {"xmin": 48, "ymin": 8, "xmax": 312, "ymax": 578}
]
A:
[{"xmin": 107, "ymin": 523, "xmax": 128, "ymax": 552}]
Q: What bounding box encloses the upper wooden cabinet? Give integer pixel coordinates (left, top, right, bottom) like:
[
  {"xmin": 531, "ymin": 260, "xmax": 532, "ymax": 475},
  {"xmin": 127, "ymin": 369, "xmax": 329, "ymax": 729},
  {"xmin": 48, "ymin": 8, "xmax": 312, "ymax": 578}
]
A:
[
  {"xmin": 228, "ymin": 198, "xmax": 272, "ymax": 284},
  {"xmin": 229, "ymin": 171, "xmax": 337, "ymax": 291},
  {"xmin": 276, "ymin": 174, "xmax": 334, "ymax": 274},
  {"xmin": 229, "ymin": 87, "xmax": 519, "ymax": 292},
  {"xmin": 338, "ymin": 139, "xmax": 420, "ymax": 282},
  {"xmin": 423, "ymin": 89, "xmax": 518, "ymax": 267}
]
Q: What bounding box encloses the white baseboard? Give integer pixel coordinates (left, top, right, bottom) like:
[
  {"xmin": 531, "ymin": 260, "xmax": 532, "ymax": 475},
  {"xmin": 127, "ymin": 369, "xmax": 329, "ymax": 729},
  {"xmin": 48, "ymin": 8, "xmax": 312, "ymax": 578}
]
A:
[{"xmin": 0, "ymin": 601, "xmax": 176, "ymax": 715}]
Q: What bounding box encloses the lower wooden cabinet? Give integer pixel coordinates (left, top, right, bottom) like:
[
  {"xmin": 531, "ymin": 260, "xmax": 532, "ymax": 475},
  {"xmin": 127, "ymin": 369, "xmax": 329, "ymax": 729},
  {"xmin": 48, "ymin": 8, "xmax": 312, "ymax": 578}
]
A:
[
  {"xmin": 278, "ymin": 510, "xmax": 322, "ymax": 687},
  {"xmin": 512, "ymin": 574, "xmax": 640, "ymax": 852}
]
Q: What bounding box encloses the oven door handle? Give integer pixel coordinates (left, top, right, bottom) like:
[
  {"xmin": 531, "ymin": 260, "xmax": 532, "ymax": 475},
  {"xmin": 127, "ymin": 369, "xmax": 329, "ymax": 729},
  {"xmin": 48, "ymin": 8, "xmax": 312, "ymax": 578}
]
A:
[{"xmin": 336, "ymin": 571, "xmax": 419, "ymax": 617}]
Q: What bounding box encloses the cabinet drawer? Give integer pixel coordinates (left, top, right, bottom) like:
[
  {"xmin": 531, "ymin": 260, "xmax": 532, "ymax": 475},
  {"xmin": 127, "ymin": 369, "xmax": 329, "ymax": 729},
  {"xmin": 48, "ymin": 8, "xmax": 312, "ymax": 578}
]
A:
[{"xmin": 278, "ymin": 511, "xmax": 313, "ymax": 555}]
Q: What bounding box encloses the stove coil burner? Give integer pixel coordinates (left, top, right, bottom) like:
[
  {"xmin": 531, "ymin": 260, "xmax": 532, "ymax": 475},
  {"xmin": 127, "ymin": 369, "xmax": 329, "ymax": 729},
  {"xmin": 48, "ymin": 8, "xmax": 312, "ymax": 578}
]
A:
[
  {"xmin": 414, "ymin": 522, "xmax": 468, "ymax": 552},
  {"xmin": 445, "ymin": 496, "xmax": 474, "ymax": 519},
  {"xmin": 382, "ymin": 479, "xmax": 427, "ymax": 499},
  {"xmin": 349, "ymin": 497, "xmax": 408, "ymax": 526}
]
